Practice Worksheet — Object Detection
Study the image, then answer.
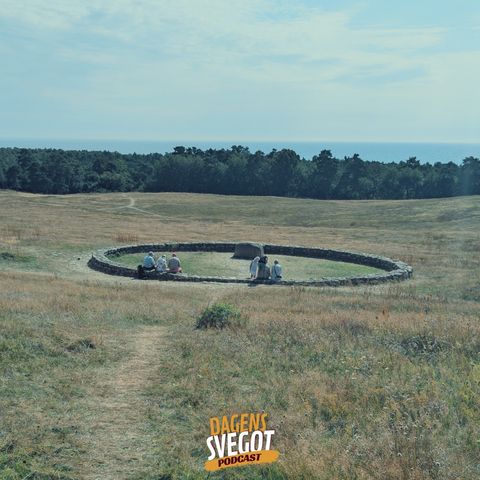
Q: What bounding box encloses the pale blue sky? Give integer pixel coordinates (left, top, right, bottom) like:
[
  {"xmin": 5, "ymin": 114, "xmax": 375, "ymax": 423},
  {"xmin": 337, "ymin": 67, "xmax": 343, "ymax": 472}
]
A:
[{"xmin": 1, "ymin": 0, "xmax": 479, "ymax": 142}]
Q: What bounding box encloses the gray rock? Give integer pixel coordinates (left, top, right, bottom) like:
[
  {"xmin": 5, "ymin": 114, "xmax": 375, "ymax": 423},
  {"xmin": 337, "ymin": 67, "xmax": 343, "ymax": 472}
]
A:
[{"xmin": 233, "ymin": 242, "xmax": 264, "ymax": 259}]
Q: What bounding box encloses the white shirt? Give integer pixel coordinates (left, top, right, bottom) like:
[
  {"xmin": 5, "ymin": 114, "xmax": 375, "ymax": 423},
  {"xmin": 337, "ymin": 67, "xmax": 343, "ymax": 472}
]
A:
[
  {"xmin": 156, "ymin": 257, "xmax": 167, "ymax": 272},
  {"xmin": 271, "ymin": 263, "xmax": 282, "ymax": 280}
]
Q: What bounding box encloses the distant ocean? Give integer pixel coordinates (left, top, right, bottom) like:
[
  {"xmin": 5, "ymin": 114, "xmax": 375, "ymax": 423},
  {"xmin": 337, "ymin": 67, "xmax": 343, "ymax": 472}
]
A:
[{"xmin": 1, "ymin": 139, "xmax": 479, "ymax": 164}]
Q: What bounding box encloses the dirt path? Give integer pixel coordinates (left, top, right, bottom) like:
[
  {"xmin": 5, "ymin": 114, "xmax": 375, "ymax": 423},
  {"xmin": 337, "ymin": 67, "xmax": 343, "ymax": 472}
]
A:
[
  {"xmin": 77, "ymin": 325, "xmax": 166, "ymax": 479},
  {"xmin": 119, "ymin": 193, "xmax": 169, "ymax": 218},
  {"xmin": 126, "ymin": 195, "xmax": 136, "ymax": 208}
]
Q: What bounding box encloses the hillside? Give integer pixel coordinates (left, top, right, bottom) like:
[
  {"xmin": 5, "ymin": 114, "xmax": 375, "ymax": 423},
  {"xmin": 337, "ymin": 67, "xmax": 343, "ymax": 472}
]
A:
[{"xmin": 0, "ymin": 190, "xmax": 479, "ymax": 479}]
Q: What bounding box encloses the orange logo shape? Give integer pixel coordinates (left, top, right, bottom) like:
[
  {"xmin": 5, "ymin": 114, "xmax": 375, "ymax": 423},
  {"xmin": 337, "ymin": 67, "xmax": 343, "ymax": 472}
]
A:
[{"xmin": 205, "ymin": 413, "xmax": 279, "ymax": 472}]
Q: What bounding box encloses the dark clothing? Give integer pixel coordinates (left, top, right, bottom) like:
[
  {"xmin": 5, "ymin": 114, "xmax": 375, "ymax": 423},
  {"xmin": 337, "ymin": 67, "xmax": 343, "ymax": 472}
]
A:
[{"xmin": 256, "ymin": 263, "xmax": 270, "ymax": 280}]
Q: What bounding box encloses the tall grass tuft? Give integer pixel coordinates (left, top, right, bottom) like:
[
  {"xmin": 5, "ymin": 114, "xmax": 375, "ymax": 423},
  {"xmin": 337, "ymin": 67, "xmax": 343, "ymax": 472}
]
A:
[
  {"xmin": 195, "ymin": 303, "xmax": 245, "ymax": 330},
  {"xmin": 114, "ymin": 232, "xmax": 139, "ymax": 244}
]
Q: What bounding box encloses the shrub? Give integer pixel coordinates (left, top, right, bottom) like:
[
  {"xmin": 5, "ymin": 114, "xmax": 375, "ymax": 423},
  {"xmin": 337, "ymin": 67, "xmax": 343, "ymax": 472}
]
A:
[
  {"xmin": 400, "ymin": 333, "xmax": 450, "ymax": 356},
  {"xmin": 384, "ymin": 332, "xmax": 451, "ymax": 360},
  {"xmin": 195, "ymin": 303, "xmax": 245, "ymax": 330}
]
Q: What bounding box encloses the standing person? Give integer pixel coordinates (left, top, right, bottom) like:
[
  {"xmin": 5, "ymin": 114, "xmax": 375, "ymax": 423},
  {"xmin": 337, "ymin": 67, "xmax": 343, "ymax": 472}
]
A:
[
  {"xmin": 156, "ymin": 254, "xmax": 167, "ymax": 273},
  {"xmin": 256, "ymin": 256, "xmax": 271, "ymax": 280},
  {"xmin": 271, "ymin": 259, "xmax": 282, "ymax": 282},
  {"xmin": 249, "ymin": 256, "xmax": 260, "ymax": 279},
  {"xmin": 167, "ymin": 252, "xmax": 182, "ymax": 273}
]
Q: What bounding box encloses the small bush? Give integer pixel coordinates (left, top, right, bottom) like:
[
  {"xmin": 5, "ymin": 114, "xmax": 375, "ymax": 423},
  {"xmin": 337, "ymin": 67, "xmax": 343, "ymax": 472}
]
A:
[
  {"xmin": 384, "ymin": 332, "xmax": 450, "ymax": 359},
  {"xmin": 195, "ymin": 303, "xmax": 245, "ymax": 330},
  {"xmin": 400, "ymin": 333, "xmax": 450, "ymax": 356},
  {"xmin": 0, "ymin": 251, "xmax": 33, "ymax": 263}
]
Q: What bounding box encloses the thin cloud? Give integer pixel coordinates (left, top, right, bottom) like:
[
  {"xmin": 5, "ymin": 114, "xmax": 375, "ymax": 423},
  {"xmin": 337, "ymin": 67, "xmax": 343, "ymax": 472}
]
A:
[
  {"xmin": 0, "ymin": 1, "xmax": 445, "ymax": 84},
  {"xmin": 0, "ymin": 0, "xmax": 478, "ymax": 142}
]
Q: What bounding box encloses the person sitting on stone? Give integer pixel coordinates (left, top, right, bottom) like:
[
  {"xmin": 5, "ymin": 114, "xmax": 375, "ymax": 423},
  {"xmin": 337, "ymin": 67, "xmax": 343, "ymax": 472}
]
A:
[
  {"xmin": 256, "ymin": 255, "xmax": 270, "ymax": 280},
  {"xmin": 167, "ymin": 252, "xmax": 182, "ymax": 273},
  {"xmin": 249, "ymin": 256, "xmax": 260, "ymax": 279},
  {"xmin": 156, "ymin": 254, "xmax": 167, "ymax": 273},
  {"xmin": 142, "ymin": 251, "xmax": 157, "ymax": 271},
  {"xmin": 271, "ymin": 259, "xmax": 282, "ymax": 282}
]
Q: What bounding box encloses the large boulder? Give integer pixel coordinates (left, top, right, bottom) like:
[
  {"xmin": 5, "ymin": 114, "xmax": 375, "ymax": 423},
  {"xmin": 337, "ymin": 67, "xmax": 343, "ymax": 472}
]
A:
[{"xmin": 233, "ymin": 242, "xmax": 264, "ymax": 259}]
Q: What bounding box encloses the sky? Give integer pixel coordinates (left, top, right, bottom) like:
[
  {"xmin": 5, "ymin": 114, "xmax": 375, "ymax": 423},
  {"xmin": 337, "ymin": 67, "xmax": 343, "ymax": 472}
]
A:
[{"xmin": 1, "ymin": 0, "xmax": 479, "ymax": 143}]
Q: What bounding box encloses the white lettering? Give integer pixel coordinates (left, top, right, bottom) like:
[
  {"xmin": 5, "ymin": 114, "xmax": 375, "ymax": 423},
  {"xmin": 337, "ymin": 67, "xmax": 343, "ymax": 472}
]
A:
[
  {"xmin": 214, "ymin": 434, "xmax": 227, "ymax": 458},
  {"xmin": 238, "ymin": 431, "xmax": 249, "ymax": 453},
  {"xmin": 227, "ymin": 432, "xmax": 238, "ymax": 456},
  {"xmin": 263, "ymin": 430, "xmax": 275, "ymax": 450},
  {"xmin": 250, "ymin": 430, "xmax": 263, "ymax": 451},
  {"xmin": 206, "ymin": 436, "xmax": 216, "ymax": 460}
]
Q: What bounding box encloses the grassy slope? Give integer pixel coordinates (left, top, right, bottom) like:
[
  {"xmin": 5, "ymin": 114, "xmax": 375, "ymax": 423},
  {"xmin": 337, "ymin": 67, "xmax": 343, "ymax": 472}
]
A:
[{"xmin": 0, "ymin": 190, "xmax": 479, "ymax": 479}]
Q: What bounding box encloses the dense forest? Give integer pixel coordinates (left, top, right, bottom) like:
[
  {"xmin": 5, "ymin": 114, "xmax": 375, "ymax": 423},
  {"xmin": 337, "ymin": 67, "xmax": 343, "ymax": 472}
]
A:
[{"xmin": 0, "ymin": 146, "xmax": 479, "ymax": 199}]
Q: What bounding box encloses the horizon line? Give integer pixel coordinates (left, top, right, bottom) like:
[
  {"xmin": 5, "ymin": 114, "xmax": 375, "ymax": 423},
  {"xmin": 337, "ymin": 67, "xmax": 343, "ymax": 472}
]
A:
[{"xmin": 1, "ymin": 137, "xmax": 480, "ymax": 146}]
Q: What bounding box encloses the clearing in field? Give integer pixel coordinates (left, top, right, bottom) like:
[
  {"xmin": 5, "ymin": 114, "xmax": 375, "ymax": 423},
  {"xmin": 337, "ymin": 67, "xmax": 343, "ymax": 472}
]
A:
[{"xmin": 114, "ymin": 251, "xmax": 384, "ymax": 280}]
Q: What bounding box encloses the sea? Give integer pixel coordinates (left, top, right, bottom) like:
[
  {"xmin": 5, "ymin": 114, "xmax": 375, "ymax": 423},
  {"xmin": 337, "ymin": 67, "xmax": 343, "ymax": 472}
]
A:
[{"xmin": 1, "ymin": 139, "xmax": 479, "ymax": 164}]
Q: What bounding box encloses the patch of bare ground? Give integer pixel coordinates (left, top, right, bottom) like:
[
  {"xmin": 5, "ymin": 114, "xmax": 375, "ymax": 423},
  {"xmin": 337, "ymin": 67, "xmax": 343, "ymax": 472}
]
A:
[{"xmin": 75, "ymin": 325, "xmax": 166, "ymax": 480}]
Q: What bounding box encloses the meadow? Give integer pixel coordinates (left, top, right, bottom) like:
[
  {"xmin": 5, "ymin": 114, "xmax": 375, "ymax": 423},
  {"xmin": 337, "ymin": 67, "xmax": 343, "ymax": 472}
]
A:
[
  {"xmin": 115, "ymin": 252, "xmax": 383, "ymax": 280},
  {"xmin": 0, "ymin": 190, "xmax": 478, "ymax": 479}
]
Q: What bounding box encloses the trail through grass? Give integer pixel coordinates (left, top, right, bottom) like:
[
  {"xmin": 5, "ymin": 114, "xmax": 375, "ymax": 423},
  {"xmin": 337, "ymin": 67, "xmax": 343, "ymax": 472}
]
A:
[{"xmin": 75, "ymin": 326, "xmax": 167, "ymax": 480}]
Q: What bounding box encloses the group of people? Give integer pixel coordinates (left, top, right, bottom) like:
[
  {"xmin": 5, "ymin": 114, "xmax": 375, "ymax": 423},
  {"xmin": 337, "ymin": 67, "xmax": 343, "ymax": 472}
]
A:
[
  {"xmin": 249, "ymin": 255, "xmax": 282, "ymax": 282},
  {"xmin": 138, "ymin": 251, "xmax": 182, "ymax": 277},
  {"xmin": 138, "ymin": 251, "xmax": 283, "ymax": 282}
]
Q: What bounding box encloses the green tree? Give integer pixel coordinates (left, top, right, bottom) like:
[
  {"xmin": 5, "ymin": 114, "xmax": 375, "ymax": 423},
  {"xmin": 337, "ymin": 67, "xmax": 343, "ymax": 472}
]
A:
[{"xmin": 309, "ymin": 150, "xmax": 339, "ymax": 199}]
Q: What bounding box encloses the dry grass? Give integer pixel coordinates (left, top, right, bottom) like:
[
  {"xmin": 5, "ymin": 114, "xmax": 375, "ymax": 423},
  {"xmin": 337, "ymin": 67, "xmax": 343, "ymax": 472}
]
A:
[
  {"xmin": 0, "ymin": 190, "xmax": 479, "ymax": 479},
  {"xmin": 73, "ymin": 325, "xmax": 167, "ymax": 480}
]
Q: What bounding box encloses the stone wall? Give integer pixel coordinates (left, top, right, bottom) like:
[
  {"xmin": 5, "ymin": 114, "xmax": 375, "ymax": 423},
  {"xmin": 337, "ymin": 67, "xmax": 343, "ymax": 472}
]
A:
[{"xmin": 88, "ymin": 242, "xmax": 413, "ymax": 286}]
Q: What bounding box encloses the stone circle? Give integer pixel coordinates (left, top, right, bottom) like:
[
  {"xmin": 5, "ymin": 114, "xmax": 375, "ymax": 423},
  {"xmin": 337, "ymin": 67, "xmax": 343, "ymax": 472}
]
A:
[{"xmin": 88, "ymin": 242, "xmax": 413, "ymax": 286}]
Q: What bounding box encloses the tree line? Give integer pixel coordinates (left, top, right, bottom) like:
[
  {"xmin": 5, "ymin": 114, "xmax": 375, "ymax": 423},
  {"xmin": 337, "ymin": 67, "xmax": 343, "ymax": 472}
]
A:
[{"xmin": 0, "ymin": 146, "xmax": 479, "ymax": 199}]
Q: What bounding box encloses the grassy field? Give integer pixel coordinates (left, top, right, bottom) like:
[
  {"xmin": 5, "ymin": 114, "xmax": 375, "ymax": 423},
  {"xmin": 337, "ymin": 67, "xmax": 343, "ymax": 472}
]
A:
[
  {"xmin": 0, "ymin": 190, "xmax": 479, "ymax": 479},
  {"xmin": 115, "ymin": 252, "xmax": 384, "ymax": 279}
]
